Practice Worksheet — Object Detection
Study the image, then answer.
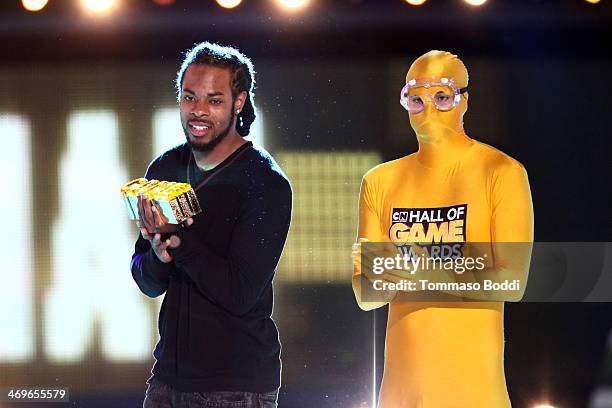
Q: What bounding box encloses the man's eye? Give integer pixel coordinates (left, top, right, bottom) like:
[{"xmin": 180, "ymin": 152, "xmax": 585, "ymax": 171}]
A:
[
  {"xmin": 210, "ymin": 99, "xmax": 222, "ymax": 105},
  {"xmin": 410, "ymin": 96, "xmax": 423, "ymax": 104},
  {"xmin": 183, "ymin": 95, "xmax": 194, "ymax": 102},
  {"xmin": 435, "ymin": 93, "xmax": 450, "ymax": 102}
]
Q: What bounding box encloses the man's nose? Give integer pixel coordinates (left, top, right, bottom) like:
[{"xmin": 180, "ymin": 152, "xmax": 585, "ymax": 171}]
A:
[
  {"xmin": 422, "ymin": 98, "xmax": 436, "ymax": 115},
  {"xmin": 192, "ymin": 99, "xmax": 209, "ymax": 117}
]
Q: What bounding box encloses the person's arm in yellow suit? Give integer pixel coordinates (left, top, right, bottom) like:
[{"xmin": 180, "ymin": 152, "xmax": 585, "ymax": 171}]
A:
[
  {"xmin": 458, "ymin": 165, "xmax": 534, "ymax": 301},
  {"xmin": 393, "ymin": 165, "xmax": 535, "ymax": 302},
  {"xmin": 352, "ymin": 176, "xmax": 397, "ymax": 310}
]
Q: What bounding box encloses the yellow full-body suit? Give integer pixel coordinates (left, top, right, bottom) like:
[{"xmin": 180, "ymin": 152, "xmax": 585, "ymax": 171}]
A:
[{"xmin": 352, "ymin": 51, "xmax": 534, "ymax": 408}]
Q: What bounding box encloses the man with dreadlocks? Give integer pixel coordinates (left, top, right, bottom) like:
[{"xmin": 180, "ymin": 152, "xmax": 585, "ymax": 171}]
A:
[{"xmin": 131, "ymin": 42, "xmax": 292, "ymax": 408}]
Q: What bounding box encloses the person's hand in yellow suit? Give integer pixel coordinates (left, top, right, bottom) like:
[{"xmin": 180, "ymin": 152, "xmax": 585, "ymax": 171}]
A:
[{"xmin": 352, "ymin": 238, "xmax": 400, "ymax": 303}]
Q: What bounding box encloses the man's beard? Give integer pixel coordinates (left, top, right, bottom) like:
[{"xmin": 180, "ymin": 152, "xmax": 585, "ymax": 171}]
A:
[{"xmin": 183, "ymin": 110, "xmax": 235, "ymax": 153}]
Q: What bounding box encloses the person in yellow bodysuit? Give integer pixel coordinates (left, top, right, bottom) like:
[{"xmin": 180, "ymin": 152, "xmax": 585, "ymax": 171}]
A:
[{"xmin": 352, "ymin": 50, "xmax": 534, "ymax": 407}]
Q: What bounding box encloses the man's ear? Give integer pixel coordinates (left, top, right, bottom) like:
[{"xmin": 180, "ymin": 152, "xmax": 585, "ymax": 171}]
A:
[{"xmin": 234, "ymin": 91, "xmax": 247, "ymax": 113}]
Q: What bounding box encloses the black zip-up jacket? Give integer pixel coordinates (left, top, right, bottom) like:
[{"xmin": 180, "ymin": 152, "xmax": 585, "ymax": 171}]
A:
[{"xmin": 130, "ymin": 141, "xmax": 292, "ymax": 392}]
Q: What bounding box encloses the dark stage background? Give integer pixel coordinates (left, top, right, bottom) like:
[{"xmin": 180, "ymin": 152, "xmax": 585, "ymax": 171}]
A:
[{"xmin": 1, "ymin": 1, "xmax": 611, "ymax": 407}]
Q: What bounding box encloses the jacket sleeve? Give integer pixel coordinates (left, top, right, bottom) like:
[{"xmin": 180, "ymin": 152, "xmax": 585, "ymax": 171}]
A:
[
  {"xmin": 168, "ymin": 176, "xmax": 292, "ymax": 316},
  {"xmin": 130, "ymin": 159, "xmax": 176, "ymax": 298}
]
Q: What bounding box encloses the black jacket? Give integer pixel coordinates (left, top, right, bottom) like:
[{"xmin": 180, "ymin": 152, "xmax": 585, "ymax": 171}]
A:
[{"xmin": 131, "ymin": 141, "xmax": 292, "ymax": 392}]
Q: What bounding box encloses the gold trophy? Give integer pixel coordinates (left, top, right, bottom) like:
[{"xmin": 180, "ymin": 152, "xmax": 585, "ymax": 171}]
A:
[{"xmin": 121, "ymin": 178, "xmax": 202, "ymax": 224}]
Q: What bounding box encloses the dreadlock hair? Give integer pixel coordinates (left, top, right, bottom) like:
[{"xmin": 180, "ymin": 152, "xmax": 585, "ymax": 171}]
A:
[{"xmin": 176, "ymin": 42, "xmax": 256, "ymax": 137}]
